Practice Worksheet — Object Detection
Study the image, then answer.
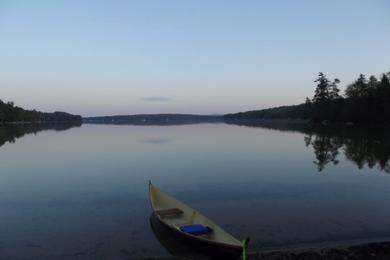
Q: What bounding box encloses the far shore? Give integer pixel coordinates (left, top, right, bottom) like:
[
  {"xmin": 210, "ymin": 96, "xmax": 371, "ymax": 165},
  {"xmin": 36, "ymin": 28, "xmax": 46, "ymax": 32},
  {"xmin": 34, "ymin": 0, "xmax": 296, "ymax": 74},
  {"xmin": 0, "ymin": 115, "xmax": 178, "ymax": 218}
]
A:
[{"xmin": 2, "ymin": 118, "xmax": 390, "ymax": 127}]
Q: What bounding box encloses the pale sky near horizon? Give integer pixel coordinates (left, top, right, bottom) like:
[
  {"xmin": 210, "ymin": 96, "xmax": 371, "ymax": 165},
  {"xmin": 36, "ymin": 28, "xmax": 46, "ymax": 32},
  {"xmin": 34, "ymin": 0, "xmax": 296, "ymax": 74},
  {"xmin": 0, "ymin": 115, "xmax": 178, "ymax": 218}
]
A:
[{"xmin": 1, "ymin": 1, "xmax": 389, "ymax": 116}]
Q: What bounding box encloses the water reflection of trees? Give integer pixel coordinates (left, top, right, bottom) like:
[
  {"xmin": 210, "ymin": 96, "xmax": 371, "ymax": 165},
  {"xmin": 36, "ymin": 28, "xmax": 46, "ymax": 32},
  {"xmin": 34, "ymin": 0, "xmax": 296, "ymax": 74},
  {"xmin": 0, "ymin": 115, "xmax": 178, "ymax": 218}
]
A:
[
  {"xmin": 304, "ymin": 134, "xmax": 343, "ymax": 171},
  {"xmin": 342, "ymin": 132, "xmax": 390, "ymax": 173},
  {"xmin": 227, "ymin": 121, "xmax": 390, "ymax": 173},
  {"xmin": 0, "ymin": 122, "xmax": 81, "ymax": 148}
]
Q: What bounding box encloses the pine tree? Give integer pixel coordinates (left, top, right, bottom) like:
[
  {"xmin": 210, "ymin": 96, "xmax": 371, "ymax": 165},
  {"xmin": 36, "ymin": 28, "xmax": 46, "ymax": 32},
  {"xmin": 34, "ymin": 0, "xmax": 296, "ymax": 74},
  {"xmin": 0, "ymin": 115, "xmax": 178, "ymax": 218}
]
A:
[
  {"xmin": 345, "ymin": 74, "xmax": 368, "ymax": 98},
  {"xmin": 380, "ymin": 73, "xmax": 390, "ymax": 88},
  {"xmin": 313, "ymin": 72, "xmax": 331, "ymax": 103},
  {"xmin": 367, "ymin": 75, "xmax": 378, "ymax": 97},
  {"xmin": 329, "ymin": 78, "xmax": 341, "ymax": 100}
]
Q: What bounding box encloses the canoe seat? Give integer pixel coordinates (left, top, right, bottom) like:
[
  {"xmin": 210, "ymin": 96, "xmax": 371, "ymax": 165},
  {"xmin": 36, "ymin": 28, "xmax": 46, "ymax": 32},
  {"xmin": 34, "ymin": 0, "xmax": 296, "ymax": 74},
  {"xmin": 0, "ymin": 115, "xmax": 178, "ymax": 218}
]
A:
[
  {"xmin": 155, "ymin": 208, "xmax": 183, "ymax": 217},
  {"xmin": 180, "ymin": 224, "xmax": 213, "ymax": 236}
]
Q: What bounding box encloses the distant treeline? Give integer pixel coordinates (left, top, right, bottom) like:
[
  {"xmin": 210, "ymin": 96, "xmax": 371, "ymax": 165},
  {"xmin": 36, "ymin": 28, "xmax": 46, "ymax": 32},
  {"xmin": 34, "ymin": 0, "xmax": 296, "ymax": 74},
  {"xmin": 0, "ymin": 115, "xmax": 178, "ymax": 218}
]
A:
[
  {"xmin": 225, "ymin": 105, "xmax": 307, "ymax": 121},
  {"xmin": 225, "ymin": 71, "xmax": 390, "ymax": 123},
  {"xmin": 84, "ymin": 114, "xmax": 223, "ymax": 125},
  {"xmin": 0, "ymin": 99, "xmax": 82, "ymax": 124}
]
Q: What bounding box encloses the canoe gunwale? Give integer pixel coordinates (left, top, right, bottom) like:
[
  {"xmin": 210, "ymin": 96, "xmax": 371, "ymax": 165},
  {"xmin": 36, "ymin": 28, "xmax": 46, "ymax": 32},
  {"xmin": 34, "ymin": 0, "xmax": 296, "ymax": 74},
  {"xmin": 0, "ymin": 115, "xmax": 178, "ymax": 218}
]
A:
[{"xmin": 154, "ymin": 212, "xmax": 243, "ymax": 251}]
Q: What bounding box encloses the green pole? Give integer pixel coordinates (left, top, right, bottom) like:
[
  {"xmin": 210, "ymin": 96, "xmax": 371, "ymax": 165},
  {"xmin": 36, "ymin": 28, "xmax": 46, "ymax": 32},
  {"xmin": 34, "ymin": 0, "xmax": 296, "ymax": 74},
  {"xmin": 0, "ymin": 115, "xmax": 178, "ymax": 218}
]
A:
[{"xmin": 242, "ymin": 239, "xmax": 246, "ymax": 260}]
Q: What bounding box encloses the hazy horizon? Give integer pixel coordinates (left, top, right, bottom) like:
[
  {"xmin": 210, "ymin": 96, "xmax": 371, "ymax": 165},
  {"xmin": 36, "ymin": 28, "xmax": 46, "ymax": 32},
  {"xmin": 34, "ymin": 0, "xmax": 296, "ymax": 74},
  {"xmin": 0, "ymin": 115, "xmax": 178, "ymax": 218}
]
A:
[{"xmin": 1, "ymin": 1, "xmax": 389, "ymax": 117}]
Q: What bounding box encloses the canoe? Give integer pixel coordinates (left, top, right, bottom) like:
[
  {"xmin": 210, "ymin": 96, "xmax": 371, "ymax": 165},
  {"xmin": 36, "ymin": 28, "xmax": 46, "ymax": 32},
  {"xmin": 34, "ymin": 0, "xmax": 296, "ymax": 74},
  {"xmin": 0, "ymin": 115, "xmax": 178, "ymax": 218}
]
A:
[
  {"xmin": 149, "ymin": 181, "xmax": 246, "ymax": 259},
  {"xmin": 149, "ymin": 213, "xmax": 203, "ymax": 257}
]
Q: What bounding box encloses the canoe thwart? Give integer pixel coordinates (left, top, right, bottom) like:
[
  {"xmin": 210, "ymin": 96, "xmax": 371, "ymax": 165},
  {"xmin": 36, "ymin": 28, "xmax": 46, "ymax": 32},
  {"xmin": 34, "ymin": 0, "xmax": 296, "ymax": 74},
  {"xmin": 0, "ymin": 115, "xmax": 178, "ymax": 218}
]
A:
[{"xmin": 155, "ymin": 208, "xmax": 184, "ymax": 217}]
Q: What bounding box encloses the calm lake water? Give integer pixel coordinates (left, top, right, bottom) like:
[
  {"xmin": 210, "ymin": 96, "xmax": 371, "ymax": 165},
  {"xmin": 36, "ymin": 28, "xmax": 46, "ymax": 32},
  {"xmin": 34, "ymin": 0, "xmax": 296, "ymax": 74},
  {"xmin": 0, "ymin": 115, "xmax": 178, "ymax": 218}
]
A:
[{"xmin": 1, "ymin": 122, "xmax": 390, "ymax": 259}]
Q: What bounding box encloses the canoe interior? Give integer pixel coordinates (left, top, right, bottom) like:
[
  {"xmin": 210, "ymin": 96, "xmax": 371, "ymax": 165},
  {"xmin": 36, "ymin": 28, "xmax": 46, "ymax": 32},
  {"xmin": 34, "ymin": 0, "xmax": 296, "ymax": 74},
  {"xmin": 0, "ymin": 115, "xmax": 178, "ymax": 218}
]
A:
[
  {"xmin": 149, "ymin": 182, "xmax": 242, "ymax": 248},
  {"xmin": 150, "ymin": 213, "xmax": 242, "ymax": 260},
  {"xmin": 149, "ymin": 213, "xmax": 206, "ymax": 257}
]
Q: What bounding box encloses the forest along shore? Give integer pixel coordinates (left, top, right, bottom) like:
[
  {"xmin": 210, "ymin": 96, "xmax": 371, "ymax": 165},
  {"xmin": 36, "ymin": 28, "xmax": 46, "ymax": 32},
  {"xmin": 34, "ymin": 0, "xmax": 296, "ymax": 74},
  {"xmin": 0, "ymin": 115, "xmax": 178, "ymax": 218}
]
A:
[{"xmin": 0, "ymin": 99, "xmax": 82, "ymax": 124}]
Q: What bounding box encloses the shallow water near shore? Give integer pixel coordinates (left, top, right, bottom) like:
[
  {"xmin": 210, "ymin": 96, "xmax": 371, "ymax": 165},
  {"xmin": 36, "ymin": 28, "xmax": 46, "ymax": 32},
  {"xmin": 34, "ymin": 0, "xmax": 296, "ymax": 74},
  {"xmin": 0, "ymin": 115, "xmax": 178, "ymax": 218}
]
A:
[{"xmin": 1, "ymin": 123, "xmax": 390, "ymax": 259}]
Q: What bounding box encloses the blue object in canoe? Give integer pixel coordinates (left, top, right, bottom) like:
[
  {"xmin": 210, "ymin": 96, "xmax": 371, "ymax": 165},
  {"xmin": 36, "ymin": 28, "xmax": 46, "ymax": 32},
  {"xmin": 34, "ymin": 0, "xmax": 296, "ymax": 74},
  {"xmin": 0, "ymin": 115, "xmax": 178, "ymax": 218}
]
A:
[{"xmin": 180, "ymin": 224, "xmax": 213, "ymax": 235}]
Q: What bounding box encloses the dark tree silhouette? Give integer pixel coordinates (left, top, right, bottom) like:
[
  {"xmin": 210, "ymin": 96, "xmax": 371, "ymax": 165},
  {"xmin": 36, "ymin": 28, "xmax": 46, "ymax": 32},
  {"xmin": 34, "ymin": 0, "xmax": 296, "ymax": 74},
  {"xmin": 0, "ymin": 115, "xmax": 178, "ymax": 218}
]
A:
[
  {"xmin": 368, "ymin": 75, "xmax": 379, "ymax": 94},
  {"xmin": 0, "ymin": 99, "xmax": 82, "ymax": 124},
  {"xmin": 313, "ymin": 72, "xmax": 331, "ymax": 103},
  {"xmin": 225, "ymin": 70, "xmax": 390, "ymax": 124},
  {"xmin": 345, "ymin": 74, "xmax": 368, "ymax": 98},
  {"xmin": 329, "ymin": 78, "xmax": 341, "ymax": 100}
]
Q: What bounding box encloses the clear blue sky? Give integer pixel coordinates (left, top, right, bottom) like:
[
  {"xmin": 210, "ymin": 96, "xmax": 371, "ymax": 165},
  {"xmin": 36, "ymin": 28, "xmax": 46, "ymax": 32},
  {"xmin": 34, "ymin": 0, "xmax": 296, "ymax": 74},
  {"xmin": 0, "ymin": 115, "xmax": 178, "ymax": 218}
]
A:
[{"xmin": 1, "ymin": 0, "xmax": 389, "ymax": 116}]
